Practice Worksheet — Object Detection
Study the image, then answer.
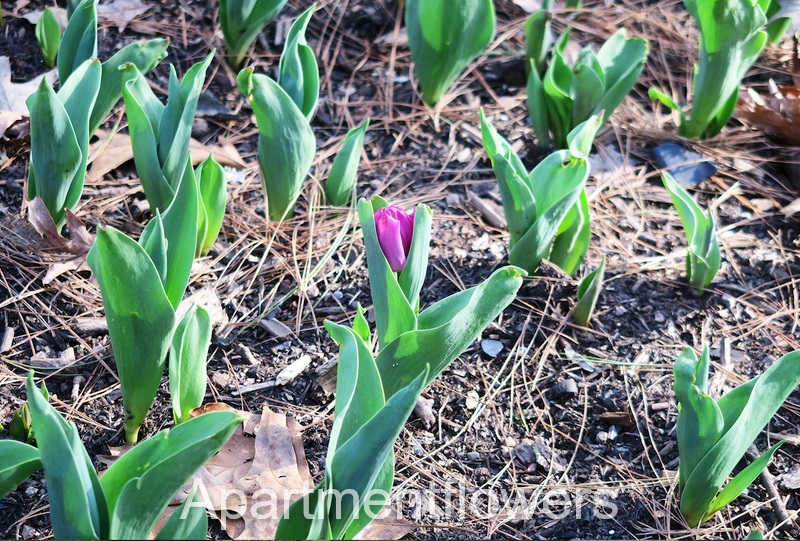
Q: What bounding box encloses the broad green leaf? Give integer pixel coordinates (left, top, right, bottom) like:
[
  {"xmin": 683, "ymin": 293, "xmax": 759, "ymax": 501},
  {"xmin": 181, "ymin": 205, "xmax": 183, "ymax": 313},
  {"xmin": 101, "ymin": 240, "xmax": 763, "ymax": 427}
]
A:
[
  {"xmin": 662, "ymin": 172, "xmax": 720, "ymax": 293},
  {"xmin": 90, "ymin": 38, "xmax": 169, "ymax": 135},
  {"xmin": 509, "ymin": 186, "xmax": 583, "ymax": 274},
  {"xmin": 480, "ymin": 110, "xmax": 528, "ymax": 179},
  {"xmin": 87, "ymin": 227, "xmax": 175, "ymax": 443},
  {"xmin": 27, "ymin": 79, "xmax": 81, "ymax": 229},
  {"xmin": 490, "ymin": 152, "xmax": 537, "ymax": 248},
  {"xmin": 326, "ymin": 370, "xmax": 427, "ymax": 538},
  {"xmin": 57, "ymin": 58, "xmax": 101, "ymax": 217},
  {"xmin": 238, "ymin": 68, "xmax": 316, "ymax": 221},
  {"xmin": 161, "ymin": 159, "xmax": 200, "ymax": 309},
  {"xmin": 680, "ymin": 350, "xmax": 800, "ymax": 526},
  {"xmin": 527, "ymin": 60, "xmax": 551, "ymax": 146},
  {"xmin": 674, "ymin": 346, "xmax": 724, "ymax": 493},
  {"xmin": 0, "ymin": 440, "xmax": 41, "ymax": 499},
  {"xmin": 159, "ymin": 51, "xmax": 215, "ymax": 192},
  {"xmin": 57, "ymin": 0, "xmax": 97, "ymax": 83},
  {"xmin": 542, "ymin": 30, "xmax": 573, "ymax": 146},
  {"xmin": 155, "ymin": 485, "xmax": 208, "ymax": 540},
  {"xmin": 195, "ymin": 155, "xmax": 227, "ymax": 256},
  {"xmin": 140, "ymin": 211, "xmax": 169, "ymax": 287},
  {"xmin": 36, "ymin": 8, "xmax": 61, "ymax": 68},
  {"xmin": 358, "ymin": 198, "xmax": 416, "ymax": 348},
  {"xmin": 573, "ymin": 254, "xmax": 605, "ymax": 327},
  {"xmin": 566, "ymin": 112, "xmax": 603, "ymax": 160},
  {"xmin": 681, "ymin": 0, "xmax": 767, "ymax": 138},
  {"xmin": 102, "ymin": 410, "xmax": 242, "ymax": 539},
  {"xmin": 122, "ymin": 64, "xmax": 173, "ymax": 210},
  {"xmin": 276, "ymin": 476, "xmax": 332, "ymax": 540},
  {"xmin": 220, "ymin": 0, "xmax": 288, "ymax": 68},
  {"xmin": 376, "ymin": 266, "xmax": 524, "ymax": 398},
  {"xmin": 648, "ymin": 87, "xmax": 684, "ymax": 126},
  {"xmin": 325, "ymin": 119, "xmax": 369, "ymax": 207},
  {"xmin": 352, "ymin": 304, "xmax": 371, "ymax": 343},
  {"xmin": 405, "ymin": 0, "xmax": 495, "ymax": 105},
  {"xmin": 705, "ymin": 440, "xmax": 784, "ymax": 517},
  {"xmin": 550, "ymin": 188, "xmax": 590, "ymax": 275},
  {"xmin": 570, "ymin": 49, "xmax": 604, "ymax": 127},
  {"xmin": 324, "ymin": 322, "xmax": 384, "ymax": 461},
  {"xmin": 169, "ymin": 305, "xmax": 211, "ymax": 423},
  {"xmin": 278, "ymin": 5, "xmax": 319, "ymax": 120},
  {"xmin": 524, "ymin": 6, "xmax": 553, "ymax": 76},
  {"xmin": 398, "ymin": 203, "xmax": 432, "ymax": 311},
  {"xmin": 766, "ymin": 16, "xmax": 791, "ymax": 44},
  {"xmin": 593, "ymin": 30, "xmax": 647, "ymax": 123},
  {"xmin": 25, "ymin": 373, "xmax": 106, "ymax": 539}
]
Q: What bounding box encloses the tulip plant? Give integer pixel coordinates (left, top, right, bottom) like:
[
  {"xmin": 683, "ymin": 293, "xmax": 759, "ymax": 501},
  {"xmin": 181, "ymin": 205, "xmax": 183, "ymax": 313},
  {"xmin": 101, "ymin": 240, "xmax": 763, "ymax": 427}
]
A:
[
  {"xmin": 169, "ymin": 304, "xmax": 212, "ymax": 424},
  {"xmin": 0, "ymin": 439, "xmax": 41, "ymax": 500},
  {"xmin": 481, "ymin": 111, "xmax": 602, "ymax": 275},
  {"xmin": 662, "ymin": 172, "xmax": 720, "ymax": 295},
  {"xmin": 35, "ymin": 7, "xmax": 61, "ymax": 68},
  {"xmin": 237, "ymin": 66, "xmax": 316, "ymax": 221},
  {"xmin": 219, "ymin": 0, "xmax": 288, "ymax": 68},
  {"xmin": 574, "ymin": 255, "xmax": 605, "ymax": 327},
  {"xmin": 277, "ymin": 199, "xmax": 524, "ymax": 538},
  {"xmin": 122, "ymin": 51, "xmax": 214, "ymax": 212},
  {"xmin": 13, "ymin": 373, "xmax": 242, "ymax": 539},
  {"xmin": 59, "ymin": 0, "xmax": 169, "ymax": 134},
  {"xmin": 527, "ymin": 27, "xmax": 647, "ymax": 148},
  {"xmin": 87, "ymin": 166, "xmax": 205, "ymax": 443},
  {"xmin": 27, "ymin": 58, "xmax": 100, "ymax": 231},
  {"xmin": 649, "ymin": 0, "xmax": 784, "ymax": 139},
  {"xmin": 674, "ymin": 346, "xmax": 800, "ymax": 526},
  {"xmin": 325, "ymin": 119, "xmax": 369, "ymax": 207},
  {"xmin": 405, "ymin": 0, "xmax": 495, "ymax": 106},
  {"xmin": 278, "ymin": 5, "xmax": 319, "ymax": 121}
]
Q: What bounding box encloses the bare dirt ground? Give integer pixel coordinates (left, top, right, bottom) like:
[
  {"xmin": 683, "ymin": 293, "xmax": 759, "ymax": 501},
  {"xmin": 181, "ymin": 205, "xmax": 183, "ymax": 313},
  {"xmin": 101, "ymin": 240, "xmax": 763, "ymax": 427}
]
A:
[{"xmin": 2, "ymin": 0, "xmax": 800, "ymax": 539}]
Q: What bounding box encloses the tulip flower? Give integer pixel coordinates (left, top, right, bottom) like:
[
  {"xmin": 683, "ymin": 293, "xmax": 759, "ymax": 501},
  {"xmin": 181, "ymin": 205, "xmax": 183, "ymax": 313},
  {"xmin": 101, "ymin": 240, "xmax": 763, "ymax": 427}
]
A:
[{"xmin": 374, "ymin": 205, "xmax": 415, "ymax": 272}]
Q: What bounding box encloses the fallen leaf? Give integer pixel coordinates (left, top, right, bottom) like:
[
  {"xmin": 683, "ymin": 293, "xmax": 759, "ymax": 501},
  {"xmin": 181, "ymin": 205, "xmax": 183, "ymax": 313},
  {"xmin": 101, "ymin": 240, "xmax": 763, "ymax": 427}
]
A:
[
  {"xmin": 21, "ymin": 7, "xmax": 68, "ymax": 28},
  {"xmin": 511, "ymin": 0, "xmax": 544, "ymax": 13},
  {"xmin": 0, "ymin": 56, "xmax": 57, "ymax": 114},
  {"xmin": 42, "ymin": 255, "xmax": 90, "ymax": 284},
  {"xmin": 161, "ymin": 406, "xmax": 415, "ymax": 539},
  {"xmin": 96, "ymin": 0, "xmax": 152, "ymax": 32},
  {"xmin": 0, "ymin": 111, "xmax": 23, "ymax": 140},
  {"xmin": 737, "ymin": 82, "xmax": 800, "ymax": 145},
  {"xmin": 88, "ymin": 131, "xmax": 246, "ymax": 182},
  {"xmin": 27, "ymin": 197, "xmax": 94, "ymax": 255}
]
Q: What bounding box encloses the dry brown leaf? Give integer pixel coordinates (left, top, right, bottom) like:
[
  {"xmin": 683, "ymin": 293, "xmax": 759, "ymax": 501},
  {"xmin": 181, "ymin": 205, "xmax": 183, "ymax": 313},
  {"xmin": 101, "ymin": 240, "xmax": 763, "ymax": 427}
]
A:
[
  {"xmin": 96, "ymin": 0, "xmax": 152, "ymax": 32},
  {"xmin": 88, "ymin": 131, "xmax": 246, "ymax": 182},
  {"xmin": 161, "ymin": 406, "xmax": 415, "ymax": 540},
  {"xmin": 42, "ymin": 255, "xmax": 90, "ymax": 284},
  {"xmin": 28, "ymin": 198, "xmax": 94, "ymax": 255},
  {"xmin": 21, "ymin": 7, "xmax": 68, "ymax": 28},
  {"xmin": 0, "ymin": 56, "xmax": 57, "ymax": 114},
  {"xmin": 736, "ymin": 83, "xmax": 800, "ymax": 145}
]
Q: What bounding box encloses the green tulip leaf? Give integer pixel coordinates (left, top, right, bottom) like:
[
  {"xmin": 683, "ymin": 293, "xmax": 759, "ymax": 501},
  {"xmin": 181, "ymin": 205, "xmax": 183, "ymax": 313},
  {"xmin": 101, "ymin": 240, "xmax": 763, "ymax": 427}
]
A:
[{"xmin": 0, "ymin": 440, "xmax": 41, "ymax": 499}]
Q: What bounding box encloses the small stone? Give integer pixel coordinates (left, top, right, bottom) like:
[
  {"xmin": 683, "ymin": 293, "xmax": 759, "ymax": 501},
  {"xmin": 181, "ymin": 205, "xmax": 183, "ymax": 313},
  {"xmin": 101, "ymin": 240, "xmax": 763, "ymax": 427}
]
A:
[
  {"xmin": 780, "ymin": 465, "xmax": 800, "ymax": 490},
  {"xmin": 332, "ymin": 291, "xmax": 343, "ymax": 300},
  {"xmin": 596, "ymin": 431, "xmax": 609, "ymax": 444},
  {"xmin": 413, "ymin": 445, "xmax": 424, "ymax": 457},
  {"xmin": 654, "ymin": 312, "xmax": 665, "ymax": 323},
  {"xmin": 260, "ymin": 318, "xmax": 292, "ymax": 338},
  {"xmin": 413, "ymin": 396, "xmax": 435, "ymax": 428},
  {"xmin": 25, "ymin": 486, "xmax": 37, "ymax": 496},
  {"xmin": 465, "ymin": 390, "xmax": 480, "ymax": 410},
  {"xmin": 550, "ymin": 378, "xmax": 579, "ymax": 399},
  {"xmin": 608, "ymin": 425, "xmax": 619, "ymax": 441},
  {"xmin": 467, "ymin": 451, "xmax": 480, "ymax": 461},
  {"xmin": 480, "ymin": 339, "xmax": 503, "ymax": 357},
  {"xmin": 21, "ymin": 525, "xmax": 37, "ymax": 540}
]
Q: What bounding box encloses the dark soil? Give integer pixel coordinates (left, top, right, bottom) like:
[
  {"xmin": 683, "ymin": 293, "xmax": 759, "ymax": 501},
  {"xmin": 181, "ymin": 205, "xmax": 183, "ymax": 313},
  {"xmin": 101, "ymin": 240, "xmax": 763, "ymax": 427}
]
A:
[{"xmin": 2, "ymin": 0, "xmax": 800, "ymax": 539}]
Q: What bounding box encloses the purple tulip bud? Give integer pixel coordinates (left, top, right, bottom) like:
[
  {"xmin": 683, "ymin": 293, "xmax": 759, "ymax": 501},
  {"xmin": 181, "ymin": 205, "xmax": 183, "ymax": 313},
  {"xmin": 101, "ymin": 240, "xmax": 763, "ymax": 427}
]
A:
[{"xmin": 374, "ymin": 205, "xmax": 415, "ymax": 272}]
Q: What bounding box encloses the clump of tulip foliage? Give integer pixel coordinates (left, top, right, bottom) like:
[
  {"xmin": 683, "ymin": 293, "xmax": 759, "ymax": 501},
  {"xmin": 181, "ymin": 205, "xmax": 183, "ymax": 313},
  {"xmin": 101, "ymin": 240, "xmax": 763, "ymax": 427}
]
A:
[{"xmin": 277, "ymin": 199, "xmax": 524, "ymax": 539}]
